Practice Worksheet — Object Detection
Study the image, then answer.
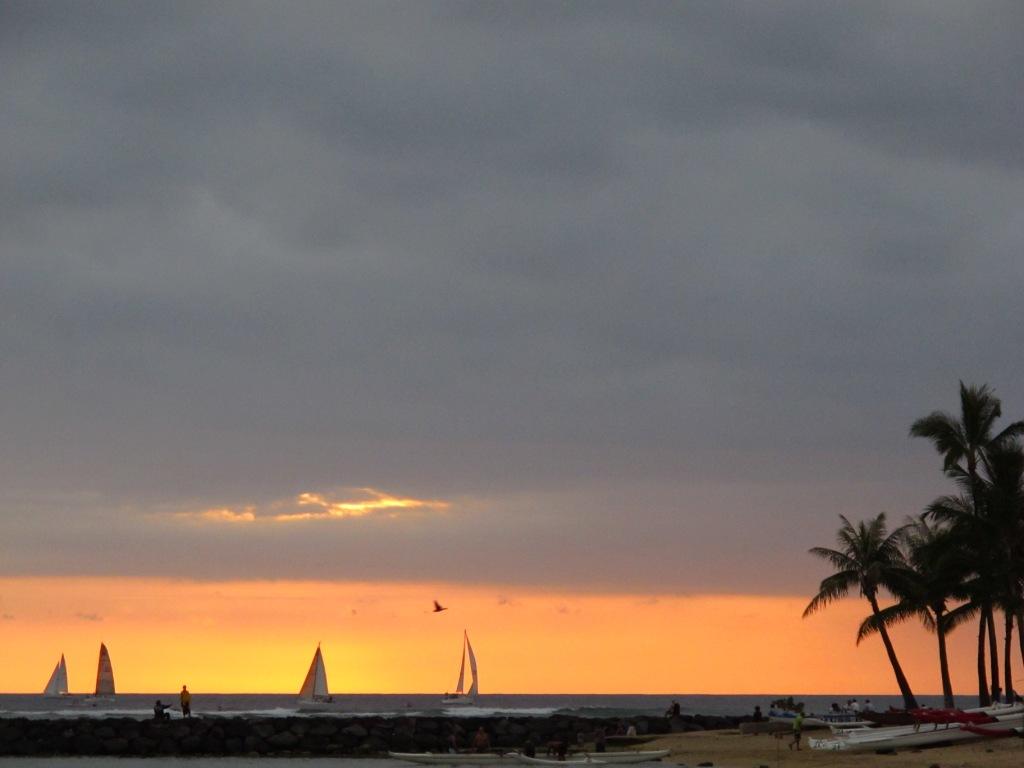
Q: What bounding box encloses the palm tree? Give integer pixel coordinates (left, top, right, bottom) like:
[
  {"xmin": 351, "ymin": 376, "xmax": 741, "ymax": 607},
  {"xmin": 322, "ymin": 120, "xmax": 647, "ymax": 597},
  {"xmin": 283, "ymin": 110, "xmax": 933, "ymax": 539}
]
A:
[
  {"xmin": 980, "ymin": 441, "xmax": 1024, "ymax": 701},
  {"xmin": 926, "ymin": 492, "xmax": 990, "ymax": 705},
  {"xmin": 857, "ymin": 517, "xmax": 969, "ymax": 708},
  {"xmin": 910, "ymin": 382, "xmax": 1024, "ymax": 704},
  {"xmin": 804, "ymin": 513, "xmax": 918, "ymax": 709}
]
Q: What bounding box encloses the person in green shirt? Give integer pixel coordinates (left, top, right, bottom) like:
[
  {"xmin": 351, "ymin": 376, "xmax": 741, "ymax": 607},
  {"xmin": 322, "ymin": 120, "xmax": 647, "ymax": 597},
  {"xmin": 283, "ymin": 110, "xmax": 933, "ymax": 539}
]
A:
[{"xmin": 789, "ymin": 712, "xmax": 804, "ymax": 751}]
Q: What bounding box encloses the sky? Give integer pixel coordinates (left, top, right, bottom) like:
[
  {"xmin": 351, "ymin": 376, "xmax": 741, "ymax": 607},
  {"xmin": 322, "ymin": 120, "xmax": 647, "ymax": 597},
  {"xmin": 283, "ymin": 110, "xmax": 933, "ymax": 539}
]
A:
[{"xmin": 2, "ymin": 1, "xmax": 1024, "ymax": 694}]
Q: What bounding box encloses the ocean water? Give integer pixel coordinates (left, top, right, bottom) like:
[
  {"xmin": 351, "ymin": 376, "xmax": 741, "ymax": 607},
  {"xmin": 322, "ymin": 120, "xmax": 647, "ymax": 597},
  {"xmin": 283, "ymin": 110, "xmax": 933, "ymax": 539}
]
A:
[{"xmin": 0, "ymin": 692, "xmax": 950, "ymax": 720}]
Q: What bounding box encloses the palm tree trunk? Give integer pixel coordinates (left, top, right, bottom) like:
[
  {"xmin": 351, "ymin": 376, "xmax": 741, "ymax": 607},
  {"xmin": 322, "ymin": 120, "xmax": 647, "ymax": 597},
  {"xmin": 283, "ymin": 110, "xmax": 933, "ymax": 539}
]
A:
[
  {"xmin": 936, "ymin": 609, "xmax": 954, "ymax": 708},
  {"xmin": 868, "ymin": 594, "xmax": 918, "ymax": 709},
  {"xmin": 1005, "ymin": 611, "xmax": 1016, "ymax": 701},
  {"xmin": 978, "ymin": 613, "xmax": 991, "ymax": 707},
  {"xmin": 986, "ymin": 605, "xmax": 1000, "ymax": 700}
]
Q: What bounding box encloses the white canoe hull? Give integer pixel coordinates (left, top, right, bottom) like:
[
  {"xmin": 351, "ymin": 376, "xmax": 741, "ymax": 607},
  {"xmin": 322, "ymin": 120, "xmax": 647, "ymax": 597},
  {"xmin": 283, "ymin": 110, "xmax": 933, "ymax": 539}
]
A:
[
  {"xmin": 514, "ymin": 757, "xmax": 605, "ymax": 766},
  {"xmin": 389, "ymin": 752, "xmax": 517, "ymax": 765},
  {"xmin": 810, "ymin": 711, "xmax": 1024, "ymax": 752},
  {"xmin": 581, "ymin": 751, "xmax": 669, "ymax": 763},
  {"xmin": 769, "ymin": 714, "xmax": 869, "ymax": 728}
]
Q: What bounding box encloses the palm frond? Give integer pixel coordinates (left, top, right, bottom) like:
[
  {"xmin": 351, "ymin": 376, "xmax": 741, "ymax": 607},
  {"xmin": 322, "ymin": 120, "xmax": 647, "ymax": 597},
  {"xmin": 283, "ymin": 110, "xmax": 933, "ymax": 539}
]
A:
[
  {"xmin": 803, "ymin": 572, "xmax": 857, "ymax": 617},
  {"xmin": 856, "ymin": 602, "xmax": 924, "ymax": 644}
]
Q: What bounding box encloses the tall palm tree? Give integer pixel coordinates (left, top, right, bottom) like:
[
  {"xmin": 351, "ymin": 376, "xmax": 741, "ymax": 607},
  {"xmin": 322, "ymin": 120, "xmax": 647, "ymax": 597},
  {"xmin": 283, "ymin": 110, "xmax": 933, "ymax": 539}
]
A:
[
  {"xmin": 981, "ymin": 441, "xmax": 1024, "ymax": 701},
  {"xmin": 804, "ymin": 513, "xmax": 918, "ymax": 709},
  {"xmin": 911, "ymin": 382, "xmax": 1024, "ymax": 704},
  {"xmin": 926, "ymin": 492, "xmax": 990, "ymax": 704},
  {"xmin": 857, "ymin": 517, "xmax": 969, "ymax": 708}
]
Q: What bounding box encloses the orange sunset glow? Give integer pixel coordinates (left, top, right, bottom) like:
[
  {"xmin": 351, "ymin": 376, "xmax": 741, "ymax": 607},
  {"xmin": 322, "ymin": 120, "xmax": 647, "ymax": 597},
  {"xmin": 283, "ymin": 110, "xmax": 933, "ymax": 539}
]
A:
[{"xmin": 0, "ymin": 577, "xmax": 980, "ymax": 695}]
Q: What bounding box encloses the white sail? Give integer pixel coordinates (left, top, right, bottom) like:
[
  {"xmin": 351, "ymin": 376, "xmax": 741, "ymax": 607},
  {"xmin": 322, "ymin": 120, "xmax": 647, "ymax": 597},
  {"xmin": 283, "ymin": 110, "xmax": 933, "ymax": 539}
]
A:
[
  {"xmin": 298, "ymin": 644, "xmax": 330, "ymax": 701},
  {"xmin": 43, "ymin": 654, "xmax": 69, "ymax": 697},
  {"xmin": 453, "ymin": 633, "xmax": 467, "ymax": 695},
  {"xmin": 465, "ymin": 633, "xmax": 478, "ymax": 697},
  {"xmin": 95, "ymin": 643, "xmax": 115, "ymax": 696},
  {"xmin": 442, "ymin": 631, "xmax": 478, "ymax": 703}
]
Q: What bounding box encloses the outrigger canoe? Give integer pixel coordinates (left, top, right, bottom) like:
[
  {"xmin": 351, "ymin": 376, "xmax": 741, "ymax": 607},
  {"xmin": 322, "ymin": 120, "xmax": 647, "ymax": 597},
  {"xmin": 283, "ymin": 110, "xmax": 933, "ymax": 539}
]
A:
[
  {"xmin": 513, "ymin": 757, "xmax": 605, "ymax": 766},
  {"xmin": 389, "ymin": 753, "xmax": 519, "ymax": 765},
  {"xmin": 581, "ymin": 751, "xmax": 669, "ymax": 763}
]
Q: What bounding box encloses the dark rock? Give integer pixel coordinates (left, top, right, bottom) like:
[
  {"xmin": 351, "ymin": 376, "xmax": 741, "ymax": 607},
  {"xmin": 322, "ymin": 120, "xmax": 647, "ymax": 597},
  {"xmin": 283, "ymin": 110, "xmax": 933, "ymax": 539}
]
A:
[
  {"xmin": 343, "ymin": 724, "xmax": 369, "ymax": 738},
  {"xmin": 267, "ymin": 730, "xmax": 300, "ymax": 749},
  {"xmin": 223, "ymin": 719, "xmax": 250, "ymax": 737},
  {"xmin": 103, "ymin": 737, "xmax": 129, "ymax": 754},
  {"xmin": 243, "ymin": 734, "xmax": 267, "ymax": 753},
  {"xmin": 308, "ymin": 722, "xmax": 338, "ymax": 736},
  {"xmin": 72, "ymin": 734, "xmax": 102, "ymax": 755},
  {"xmin": 414, "ymin": 733, "xmax": 443, "ymax": 751},
  {"xmin": 225, "ymin": 737, "xmax": 243, "ymax": 752},
  {"xmin": 12, "ymin": 740, "xmax": 38, "ymax": 756},
  {"xmin": 202, "ymin": 734, "xmax": 226, "ymax": 754},
  {"xmin": 93, "ymin": 726, "xmax": 116, "ymax": 741},
  {"xmin": 180, "ymin": 735, "xmax": 203, "ymax": 753},
  {"xmin": 253, "ymin": 721, "xmax": 276, "ymax": 738},
  {"xmin": 697, "ymin": 762, "xmax": 714, "ymax": 767},
  {"xmin": 302, "ymin": 733, "xmax": 332, "ymax": 752},
  {"xmin": 389, "ymin": 732, "xmax": 417, "ymax": 752},
  {"xmin": 129, "ymin": 736, "xmax": 156, "ymax": 754}
]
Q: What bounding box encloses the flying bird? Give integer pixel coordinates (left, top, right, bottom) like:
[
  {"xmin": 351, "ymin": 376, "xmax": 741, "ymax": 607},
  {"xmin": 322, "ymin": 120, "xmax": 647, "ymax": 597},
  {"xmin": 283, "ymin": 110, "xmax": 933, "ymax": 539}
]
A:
[{"xmin": 432, "ymin": 600, "xmax": 448, "ymax": 613}]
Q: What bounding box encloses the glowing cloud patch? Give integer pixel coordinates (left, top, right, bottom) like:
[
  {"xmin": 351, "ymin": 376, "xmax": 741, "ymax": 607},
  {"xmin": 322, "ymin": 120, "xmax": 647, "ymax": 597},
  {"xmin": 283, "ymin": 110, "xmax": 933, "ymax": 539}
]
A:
[
  {"xmin": 175, "ymin": 489, "xmax": 448, "ymax": 525},
  {"xmin": 183, "ymin": 508, "xmax": 257, "ymax": 524},
  {"xmin": 274, "ymin": 489, "xmax": 449, "ymax": 522}
]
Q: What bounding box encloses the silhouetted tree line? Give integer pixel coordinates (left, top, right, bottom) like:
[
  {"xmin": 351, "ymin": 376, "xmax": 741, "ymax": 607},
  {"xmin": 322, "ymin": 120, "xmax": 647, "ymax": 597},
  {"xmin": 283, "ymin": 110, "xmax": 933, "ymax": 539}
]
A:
[{"xmin": 805, "ymin": 382, "xmax": 1024, "ymax": 710}]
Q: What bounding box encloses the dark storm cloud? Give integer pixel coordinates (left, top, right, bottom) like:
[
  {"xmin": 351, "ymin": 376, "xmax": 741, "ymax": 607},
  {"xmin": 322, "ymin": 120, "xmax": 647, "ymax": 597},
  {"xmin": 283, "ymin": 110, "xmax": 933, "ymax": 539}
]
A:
[{"xmin": 1, "ymin": 1, "xmax": 1023, "ymax": 592}]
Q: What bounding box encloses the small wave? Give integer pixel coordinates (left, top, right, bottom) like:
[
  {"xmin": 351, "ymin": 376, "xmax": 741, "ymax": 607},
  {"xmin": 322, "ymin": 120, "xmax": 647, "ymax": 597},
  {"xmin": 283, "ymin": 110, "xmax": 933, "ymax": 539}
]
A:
[{"xmin": 441, "ymin": 706, "xmax": 560, "ymax": 717}]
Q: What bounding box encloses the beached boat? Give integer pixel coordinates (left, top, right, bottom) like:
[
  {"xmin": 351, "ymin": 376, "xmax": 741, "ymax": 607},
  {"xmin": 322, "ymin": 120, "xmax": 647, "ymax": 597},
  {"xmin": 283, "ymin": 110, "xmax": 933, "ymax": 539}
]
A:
[
  {"xmin": 441, "ymin": 630, "xmax": 478, "ymax": 706},
  {"xmin": 808, "ymin": 709, "xmax": 1024, "ymax": 752},
  {"xmin": 514, "ymin": 756, "xmax": 605, "ymax": 766},
  {"xmin": 388, "ymin": 752, "xmax": 518, "ymax": 765},
  {"xmin": 42, "ymin": 654, "xmax": 69, "ymax": 698},
  {"xmin": 862, "ymin": 700, "xmax": 1024, "ymax": 726},
  {"xmin": 768, "ymin": 710, "xmax": 871, "ymax": 728},
  {"xmin": 581, "ymin": 750, "xmax": 669, "ymax": 763}
]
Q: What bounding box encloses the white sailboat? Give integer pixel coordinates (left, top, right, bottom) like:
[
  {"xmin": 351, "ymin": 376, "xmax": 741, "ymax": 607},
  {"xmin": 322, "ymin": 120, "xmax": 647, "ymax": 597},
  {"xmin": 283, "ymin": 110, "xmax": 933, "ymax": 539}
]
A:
[
  {"xmin": 441, "ymin": 630, "xmax": 478, "ymax": 705},
  {"xmin": 298, "ymin": 644, "xmax": 331, "ymax": 702},
  {"xmin": 297, "ymin": 643, "xmax": 342, "ymax": 711},
  {"xmin": 94, "ymin": 642, "xmax": 115, "ymax": 697},
  {"xmin": 42, "ymin": 654, "xmax": 69, "ymax": 697}
]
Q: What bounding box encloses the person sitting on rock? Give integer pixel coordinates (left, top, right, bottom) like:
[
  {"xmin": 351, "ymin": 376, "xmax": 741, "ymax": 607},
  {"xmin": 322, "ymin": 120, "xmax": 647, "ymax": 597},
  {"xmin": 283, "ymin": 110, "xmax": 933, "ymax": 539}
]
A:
[
  {"xmin": 153, "ymin": 700, "xmax": 171, "ymax": 721},
  {"xmin": 473, "ymin": 726, "xmax": 491, "ymax": 753}
]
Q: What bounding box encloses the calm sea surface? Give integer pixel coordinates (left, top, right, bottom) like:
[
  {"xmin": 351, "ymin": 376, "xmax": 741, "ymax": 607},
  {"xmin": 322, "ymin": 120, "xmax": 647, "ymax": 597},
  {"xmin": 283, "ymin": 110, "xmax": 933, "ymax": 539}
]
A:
[{"xmin": 0, "ymin": 692, "xmax": 950, "ymax": 720}]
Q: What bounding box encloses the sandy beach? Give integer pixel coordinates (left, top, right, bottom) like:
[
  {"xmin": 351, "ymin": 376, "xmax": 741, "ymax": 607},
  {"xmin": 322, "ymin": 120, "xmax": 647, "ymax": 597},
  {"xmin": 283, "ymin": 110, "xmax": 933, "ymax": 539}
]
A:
[
  {"xmin": 650, "ymin": 728, "xmax": 1024, "ymax": 768},
  {"xmin": 1, "ymin": 728, "xmax": 1024, "ymax": 768}
]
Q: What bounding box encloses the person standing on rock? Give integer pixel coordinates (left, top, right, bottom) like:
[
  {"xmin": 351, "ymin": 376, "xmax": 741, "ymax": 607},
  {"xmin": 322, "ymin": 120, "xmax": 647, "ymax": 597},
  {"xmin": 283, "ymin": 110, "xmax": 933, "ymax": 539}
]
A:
[{"xmin": 180, "ymin": 685, "xmax": 192, "ymax": 717}]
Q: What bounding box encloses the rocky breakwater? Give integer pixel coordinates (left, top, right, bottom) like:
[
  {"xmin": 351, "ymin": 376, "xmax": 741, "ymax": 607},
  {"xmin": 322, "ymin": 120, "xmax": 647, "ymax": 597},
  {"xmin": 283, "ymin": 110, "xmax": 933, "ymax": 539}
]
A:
[{"xmin": 0, "ymin": 713, "xmax": 743, "ymax": 757}]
